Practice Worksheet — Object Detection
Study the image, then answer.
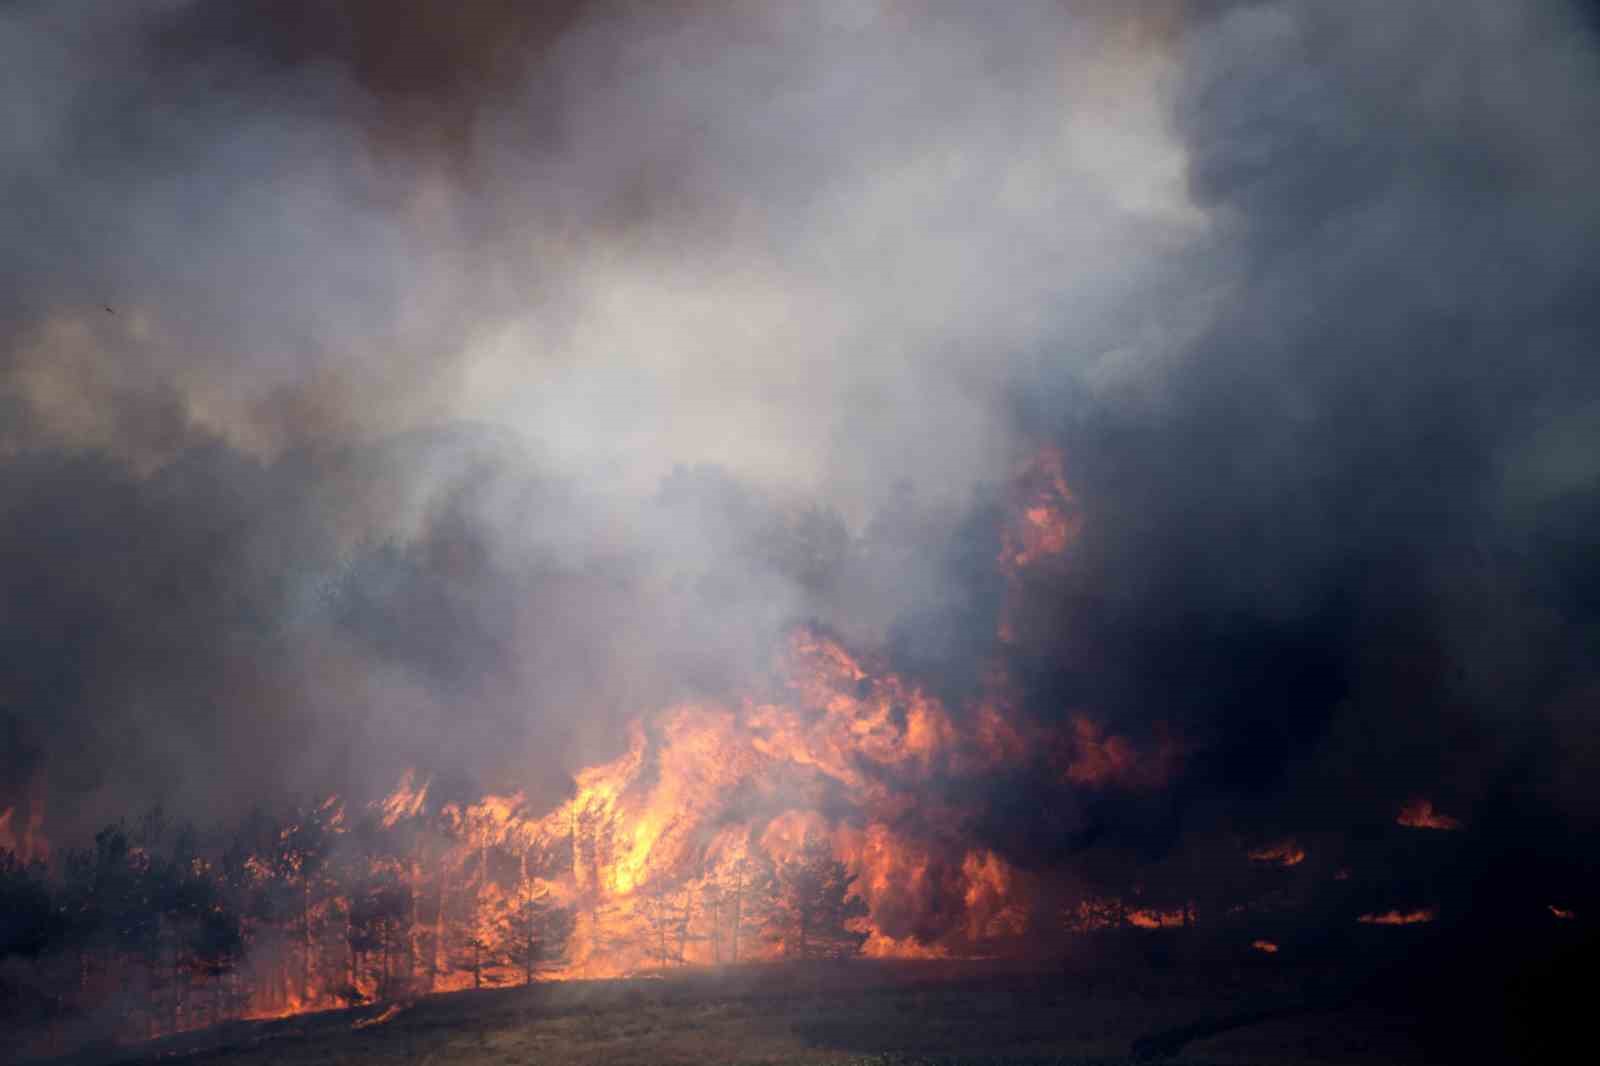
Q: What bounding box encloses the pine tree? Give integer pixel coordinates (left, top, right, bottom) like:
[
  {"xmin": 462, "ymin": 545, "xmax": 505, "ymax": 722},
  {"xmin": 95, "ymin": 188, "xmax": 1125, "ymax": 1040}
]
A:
[
  {"xmin": 572, "ymin": 805, "xmax": 621, "ymax": 974},
  {"xmin": 768, "ymin": 841, "xmax": 868, "ymax": 960},
  {"xmin": 639, "ymin": 876, "xmax": 696, "ymax": 969},
  {"xmin": 721, "ymin": 858, "xmax": 775, "ymax": 964},
  {"xmin": 497, "ymin": 873, "xmax": 574, "ymax": 984}
]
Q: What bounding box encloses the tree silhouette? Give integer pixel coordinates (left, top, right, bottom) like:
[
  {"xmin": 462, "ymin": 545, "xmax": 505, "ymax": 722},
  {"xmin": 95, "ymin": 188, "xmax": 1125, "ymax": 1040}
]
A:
[
  {"xmin": 0, "ymin": 848, "xmax": 60, "ymax": 960},
  {"xmin": 639, "ymin": 876, "xmax": 696, "ymax": 969},
  {"xmin": 719, "ymin": 858, "xmax": 775, "ymax": 964},
  {"xmin": 768, "ymin": 841, "xmax": 868, "ymax": 960},
  {"xmin": 497, "ymin": 873, "xmax": 575, "ymax": 984}
]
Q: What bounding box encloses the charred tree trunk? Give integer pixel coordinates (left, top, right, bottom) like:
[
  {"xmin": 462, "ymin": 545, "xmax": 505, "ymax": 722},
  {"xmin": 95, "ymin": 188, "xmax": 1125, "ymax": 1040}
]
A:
[
  {"xmin": 407, "ymin": 857, "xmax": 420, "ymax": 989},
  {"xmin": 346, "ymin": 905, "xmax": 357, "ymax": 1003},
  {"xmin": 730, "ymin": 866, "xmax": 744, "ymax": 964},
  {"xmin": 707, "ymin": 894, "xmax": 721, "ymax": 965},
  {"xmin": 676, "ymin": 887, "xmax": 693, "ymax": 965},
  {"xmin": 301, "ymin": 877, "xmax": 312, "ymax": 1004},
  {"xmin": 430, "ymin": 865, "xmax": 446, "ymax": 992}
]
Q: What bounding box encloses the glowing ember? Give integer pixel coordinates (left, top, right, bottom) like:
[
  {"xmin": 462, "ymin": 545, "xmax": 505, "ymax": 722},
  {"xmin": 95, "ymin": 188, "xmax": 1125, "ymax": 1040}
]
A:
[
  {"xmin": 1548, "ymin": 905, "xmax": 1576, "ymax": 920},
  {"xmin": 1252, "ymin": 939, "xmax": 1280, "ymax": 953},
  {"xmin": 1247, "ymin": 840, "xmax": 1306, "ymax": 867},
  {"xmin": 1358, "ymin": 908, "xmax": 1437, "ymax": 925},
  {"xmin": 1396, "ymin": 799, "xmax": 1462, "ymax": 831},
  {"xmin": 352, "ymin": 1004, "xmax": 406, "ymax": 1030}
]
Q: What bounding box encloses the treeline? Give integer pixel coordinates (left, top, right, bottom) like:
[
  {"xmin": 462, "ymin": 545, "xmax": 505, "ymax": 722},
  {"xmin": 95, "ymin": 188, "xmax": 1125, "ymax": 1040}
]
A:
[{"xmin": 0, "ymin": 800, "xmax": 868, "ymax": 1055}]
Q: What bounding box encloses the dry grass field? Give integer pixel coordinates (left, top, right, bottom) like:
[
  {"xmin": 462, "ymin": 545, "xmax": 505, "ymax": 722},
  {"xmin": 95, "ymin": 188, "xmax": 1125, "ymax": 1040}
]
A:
[{"xmin": 20, "ymin": 959, "xmax": 1435, "ymax": 1066}]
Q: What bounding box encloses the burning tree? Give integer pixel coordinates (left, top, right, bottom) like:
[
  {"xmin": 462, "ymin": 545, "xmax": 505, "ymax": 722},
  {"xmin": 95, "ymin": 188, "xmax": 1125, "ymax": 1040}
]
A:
[
  {"xmin": 638, "ymin": 876, "xmax": 696, "ymax": 969},
  {"xmin": 344, "ymin": 862, "xmax": 412, "ymax": 1000},
  {"xmin": 487, "ymin": 841, "xmax": 575, "ymax": 985},
  {"xmin": 680, "ymin": 857, "xmax": 775, "ymax": 966},
  {"xmin": 0, "ymin": 444, "xmax": 1499, "ymax": 1051},
  {"xmin": 497, "ymin": 879, "xmax": 574, "ymax": 984},
  {"xmin": 767, "ymin": 840, "xmax": 868, "ymax": 960}
]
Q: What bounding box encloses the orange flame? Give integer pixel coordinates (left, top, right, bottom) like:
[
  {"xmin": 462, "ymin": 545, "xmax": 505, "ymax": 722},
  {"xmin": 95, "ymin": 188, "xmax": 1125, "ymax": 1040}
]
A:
[
  {"xmin": 1251, "ymin": 939, "xmax": 1280, "ymax": 953},
  {"xmin": 270, "ymin": 622, "xmax": 1052, "ymax": 991},
  {"xmin": 27, "ymin": 440, "xmax": 1202, "ymax": 1041},
  {"xmin": 1247, "ymin": 840, "xmax": 1306, "ymax": 867},
  {"xmin": 1396, "ymin": 799, "xmax": 1462, "ymax": 831},
  {"xmin": 999, "ymin": 447, "xmax": 1080, "ymax": 572},
  {"xmin": 378, "ymin": 770, "xmax": 429, "ymax": 827},
  {"xmin": 0, "ymin": 799, "xmax": 49, "ymax": 864},
  {"xmin": 1358, "ymin": 908, "xmax": 1436, "ymax": 925},
  {"xmin": 1127, "ymin": 907, "xmax": 1190, "ymax": 929},
  {"xmin": 1057, "ymin": 716, "xmax": 1179, "ymax": 790},
  {"xmin": 861, "ymin": 932, "xmax": 951, "ymax": 959},
  {"xmin": 997, "ymin": 447, "xmax": 1082, "ymax": 642},
  {"xmin": 1065, "ymin": 897, "xmax": 1193, "ymax": 931}
]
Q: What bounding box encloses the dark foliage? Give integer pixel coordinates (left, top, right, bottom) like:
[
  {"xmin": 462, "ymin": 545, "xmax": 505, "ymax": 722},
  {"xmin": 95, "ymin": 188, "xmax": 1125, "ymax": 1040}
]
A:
[{"xmin": 769, "ymin": 840, "xmax": 869, "ymax": 961}]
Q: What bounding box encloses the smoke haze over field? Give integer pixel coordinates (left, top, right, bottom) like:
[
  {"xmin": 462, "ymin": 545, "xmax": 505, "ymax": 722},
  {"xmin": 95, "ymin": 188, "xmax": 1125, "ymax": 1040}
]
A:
[{"xmin": 3, "ymin": 0, "xmax": 1600, "ymax": 940}]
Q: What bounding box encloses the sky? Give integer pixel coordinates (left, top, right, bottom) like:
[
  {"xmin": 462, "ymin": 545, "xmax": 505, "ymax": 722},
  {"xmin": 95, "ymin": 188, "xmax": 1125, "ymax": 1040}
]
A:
[{"xmin": 3, "ymin": 0, "xmax": 1599, "ymax": 912}]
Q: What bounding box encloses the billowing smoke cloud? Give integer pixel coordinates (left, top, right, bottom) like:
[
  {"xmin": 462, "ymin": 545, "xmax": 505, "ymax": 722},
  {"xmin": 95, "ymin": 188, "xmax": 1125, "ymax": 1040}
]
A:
[
  {"xmin": 992, "ymin": 0, "xmax": 1600, "ymax": 926},
  {"xmin": 3, "ymin": 0, "xmax": 1600, "ymax": 957},
  {"xmin": 1, "ymin": 0, "xmax": 1193, "ymax": 828}
]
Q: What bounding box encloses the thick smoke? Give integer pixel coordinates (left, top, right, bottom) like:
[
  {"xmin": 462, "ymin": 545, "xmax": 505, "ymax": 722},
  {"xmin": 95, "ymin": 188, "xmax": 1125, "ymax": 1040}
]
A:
[
  {"xmin": 3, "ymin": 0, "xmax": 1600, "ymax": 959},
  {"xmin": 1, "ymin": 0, "xmax": 1192, "ymax": 831},
  {"xmin": 1028, "ymin": 0, "xmax": 1600, "ymax": 880}
]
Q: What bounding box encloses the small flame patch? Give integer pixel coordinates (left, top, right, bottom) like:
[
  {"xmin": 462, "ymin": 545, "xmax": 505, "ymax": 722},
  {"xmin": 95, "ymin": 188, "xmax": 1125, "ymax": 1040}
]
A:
[
  {"xmin": 1247, "ymin": 840, "xmax": 1306, "ymax": 867},
  {"xmin": 1358, "ymin": 907, "xmax": 1436, "ymax": 925}
]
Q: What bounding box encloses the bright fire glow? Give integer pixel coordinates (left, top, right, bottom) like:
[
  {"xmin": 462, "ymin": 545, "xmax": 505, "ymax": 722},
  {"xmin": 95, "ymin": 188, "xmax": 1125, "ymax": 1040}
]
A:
[{"xmin": 1, "ymin": 448, "xmax": 1201, "ymax": 1041}]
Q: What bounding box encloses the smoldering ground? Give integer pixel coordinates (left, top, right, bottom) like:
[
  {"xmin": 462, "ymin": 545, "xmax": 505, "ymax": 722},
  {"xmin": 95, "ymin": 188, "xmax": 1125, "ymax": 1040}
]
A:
[{"xmin": 3, "ymin": 0, "xmax": 1600, "ymax": 977}]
